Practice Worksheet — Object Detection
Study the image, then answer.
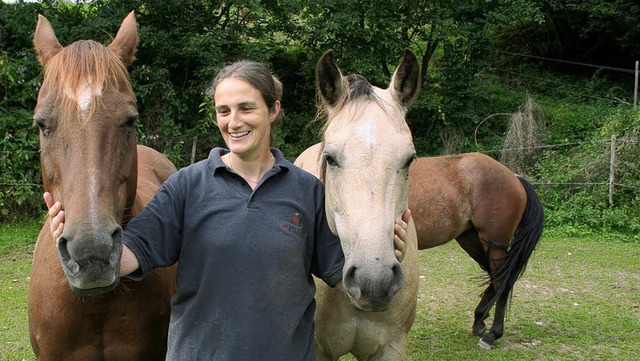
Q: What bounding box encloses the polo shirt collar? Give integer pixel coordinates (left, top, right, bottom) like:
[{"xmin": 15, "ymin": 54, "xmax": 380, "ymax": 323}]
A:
[{"xmin": 208, "ymin": 147, "xmax": 292, "ymax": 175}]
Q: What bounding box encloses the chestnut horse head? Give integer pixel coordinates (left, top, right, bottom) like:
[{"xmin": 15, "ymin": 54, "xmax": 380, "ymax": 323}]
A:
[{"xmin": 33, "ymin": 12, "xmax": 139, "ymax": 294}]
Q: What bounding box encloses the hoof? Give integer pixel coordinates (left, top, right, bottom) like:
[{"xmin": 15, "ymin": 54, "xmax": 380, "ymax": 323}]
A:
[
  {"xmin": 478, "ymin": 339, "xmax": 495, "ymax": 350},
  {"xmin": 472, "ymin": 326, "xmax": 486, "ymax": 336}
]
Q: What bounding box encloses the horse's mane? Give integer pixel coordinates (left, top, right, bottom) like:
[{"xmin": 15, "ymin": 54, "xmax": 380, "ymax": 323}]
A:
[
  {"xmin": 43, "ymin": 40, "xmax": 133, "ymax": 121},
  {"xmin": 315, "ymin": 74, "xmax": 374, "ymax": 127}
]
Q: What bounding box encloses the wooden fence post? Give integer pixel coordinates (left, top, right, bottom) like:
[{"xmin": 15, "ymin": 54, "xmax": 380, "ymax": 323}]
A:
[
  {"xmin": 609, "ymin": 134, "xmax": 616, "ymax": 207},
  {"xmin": 191, "ymin": 136, "xmax": 198, "ymax": 165},
  {"xmin": 635, "ymin": 61, "xmax": 638, "ymax": 109}
]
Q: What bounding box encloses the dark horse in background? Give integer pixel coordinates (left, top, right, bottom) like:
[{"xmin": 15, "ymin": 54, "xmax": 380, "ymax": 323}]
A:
[
  {"xmin": 28, "ymin": 12, "xmax": 177, "ymax": 360},
  {"xmin": 410, "ymin": 152, "xmax": 544, "ymax": 349}
]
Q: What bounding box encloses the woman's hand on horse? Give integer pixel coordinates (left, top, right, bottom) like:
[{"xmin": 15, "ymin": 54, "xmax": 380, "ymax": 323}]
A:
[
  {"xmin": 43, "ymin": 192, "xmax": 65, "ymax": 240},
  {"xmin": 394, "ymin": 209, "xmax": 411, "ymax": 262}
]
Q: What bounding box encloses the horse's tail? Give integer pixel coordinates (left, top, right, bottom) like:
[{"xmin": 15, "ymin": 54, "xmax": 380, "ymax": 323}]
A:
[{"xmin": 493, "ymin": 176, "xmax": 544, "ymax": 304}]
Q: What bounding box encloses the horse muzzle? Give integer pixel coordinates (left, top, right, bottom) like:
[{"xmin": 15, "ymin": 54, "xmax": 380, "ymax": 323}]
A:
[
  {"xmin": 56, "ymin": 226, "xmax": 123, "ymax": 295},
  {"xmin": 342, "ymin": 260, "xmax": 405, "ymax": 311}
]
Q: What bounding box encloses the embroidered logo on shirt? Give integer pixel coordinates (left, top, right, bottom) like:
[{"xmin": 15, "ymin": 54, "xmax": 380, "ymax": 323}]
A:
[{"xmin": 281, "ymin": 212, "xmax": 304, "ymax": 234}]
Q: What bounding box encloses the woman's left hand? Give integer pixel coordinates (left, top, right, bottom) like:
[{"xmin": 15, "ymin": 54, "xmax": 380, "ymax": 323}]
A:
[{"xmin": 393, "ymin": 209, "xmax": 411, "ymax": 262}]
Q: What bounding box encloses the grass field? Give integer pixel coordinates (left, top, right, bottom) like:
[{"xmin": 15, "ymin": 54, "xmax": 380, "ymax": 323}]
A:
[{"xmin": 1, "ymin": 220, "xmax": 639, "ymax": 360}]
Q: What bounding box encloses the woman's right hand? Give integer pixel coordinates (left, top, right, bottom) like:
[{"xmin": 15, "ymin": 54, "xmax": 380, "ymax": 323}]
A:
[{"xmin": 43, "ymin": 192, "xmax": 65, "ymax": 239}]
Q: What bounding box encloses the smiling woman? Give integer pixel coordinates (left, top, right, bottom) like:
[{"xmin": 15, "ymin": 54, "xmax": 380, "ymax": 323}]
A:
[{"xmin": 213, "ymin": 76, "xmax": 280, "ymax": 188}]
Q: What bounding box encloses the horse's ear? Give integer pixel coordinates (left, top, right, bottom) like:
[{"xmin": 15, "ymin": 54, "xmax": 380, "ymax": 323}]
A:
[
  {"xmin": 316, "ymin": 49, "xmax": 345, "ymax": 107},
  {"xmin": 33, "ymin": 15, "xmax": 63, "ymax": 66},
  {"xmin": 389, "ymin": 48, "xmax": 421, "ymax": 107},
  {"xmin": 107, "ymin": 11, "xmax": 139, "ymax": 65}
]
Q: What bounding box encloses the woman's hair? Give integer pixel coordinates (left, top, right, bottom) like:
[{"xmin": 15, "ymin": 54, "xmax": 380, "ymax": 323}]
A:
[{"xmin": 209, "ymin": 60, "xmax": 282, "ymax": 116}]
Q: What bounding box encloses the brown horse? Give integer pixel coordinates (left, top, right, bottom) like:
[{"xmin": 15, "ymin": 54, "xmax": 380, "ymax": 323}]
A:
[
  {"xmin": 296, "ymin": 49, "xmax": 420, "ymax": 360},
  {"xmin": 409, "ymin": 152, "xmax": 544, "ymax": 349},
  {"xmin": 28, "ymin": 12, "xmax": 177, "ymax": 360}
]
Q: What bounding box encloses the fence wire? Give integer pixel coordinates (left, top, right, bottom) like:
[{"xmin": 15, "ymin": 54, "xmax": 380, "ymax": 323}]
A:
[{"xmin": 1, "ymin": 138, "xmax": 638, "ymax": 191}]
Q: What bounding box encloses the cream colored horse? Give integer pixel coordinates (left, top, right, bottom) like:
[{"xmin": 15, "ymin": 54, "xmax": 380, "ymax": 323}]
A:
[{"xmin": 295, "ymin": 49, "xmax": 420, "ymax": 361}]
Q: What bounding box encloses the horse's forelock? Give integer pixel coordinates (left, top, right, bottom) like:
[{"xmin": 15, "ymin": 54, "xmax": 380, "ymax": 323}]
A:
[
  {"xmin": 43, "ymin": 40, "xmax": 132, "ymax": 122},
  {"xmin": 318, "ymin": 74, "xmax": 406, "ymax": 135},
  {"xmin": 346, "ymin": 75, "xmax": 374, "ymax": 99},
  {"xmin": 316, "ymin": 74, "xmax": 407, "ymax": 183},
  {"xmin": 316, "ymin": 75, "xmax": 375, "ymax": 130}
]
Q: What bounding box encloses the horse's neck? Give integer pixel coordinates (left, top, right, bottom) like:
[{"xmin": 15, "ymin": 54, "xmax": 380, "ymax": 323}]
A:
[{"xmin": 121, "ymin": 194, "xmax": 144, "ymax": 226}]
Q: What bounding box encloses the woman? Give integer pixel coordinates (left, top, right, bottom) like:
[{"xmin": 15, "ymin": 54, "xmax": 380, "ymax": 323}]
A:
[{"xmin": 45, "ymin": 60, "xmax": 410, "ymax": 360}]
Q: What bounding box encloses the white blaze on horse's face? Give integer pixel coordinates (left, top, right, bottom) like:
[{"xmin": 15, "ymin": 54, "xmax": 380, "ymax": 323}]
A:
[
  {"xmin": 65, "ymin": 78, "xmax": 103, "ymax": 115},
  {"xmin": 316, "ymin": 49, "xmax": 420, "ymax": 311},
  {"xmin": 354, "ymin": 116, "xmax": 377, "ymax": 148}
]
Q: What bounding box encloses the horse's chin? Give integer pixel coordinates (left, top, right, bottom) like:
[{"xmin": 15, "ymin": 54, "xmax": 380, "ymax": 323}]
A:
[
  {"xmin": 58, "ymin": 248, "xmax": 122, "ymax": 295},
  {"xmin": 345, "ymin": 292, "xmax": 392, "ymax": 312},
  {"xmin": 69, "ymin": 279, "xmax": 120, "ymax": 296}
]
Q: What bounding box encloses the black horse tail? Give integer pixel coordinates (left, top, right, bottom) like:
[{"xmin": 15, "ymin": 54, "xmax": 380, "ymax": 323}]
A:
[{"xmin": 492, "ymin": 176, "xmax": 544, "ymax": 305}]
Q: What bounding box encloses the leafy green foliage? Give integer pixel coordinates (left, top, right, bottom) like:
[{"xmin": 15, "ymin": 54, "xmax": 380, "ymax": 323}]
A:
[
  {"xmin": 1, "ymin": 0, "xmax": 639, "ymax": 236},
  {"xmin": 0, "ymin": 109, "xmax": 41, "ymax": 222}
]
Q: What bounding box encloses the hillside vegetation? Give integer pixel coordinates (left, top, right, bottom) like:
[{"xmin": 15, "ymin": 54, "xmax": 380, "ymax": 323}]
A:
[{"xmin": 1, "ymin": 0, "xmax": 639, "ymax": 236}]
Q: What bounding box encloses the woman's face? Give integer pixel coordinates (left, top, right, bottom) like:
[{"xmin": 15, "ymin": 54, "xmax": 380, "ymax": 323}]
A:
[{"xmin": 214, "ymin": 77, "xmax": 279, "ymax": 159}]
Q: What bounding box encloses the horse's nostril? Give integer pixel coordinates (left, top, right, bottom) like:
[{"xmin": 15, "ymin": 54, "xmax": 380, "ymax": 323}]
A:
[
  {"xmin": 388, "ymin": 263, "xmax": 404, "ymax": 295},
  {"xmin": 56, "ymin": 236, "xmax": 80, "ymax": 274},
  {"xmin": 346, "ymin": 266, "xmax": 357, "ymax": 280},
  {"xmin": 111, "ymin": 227, "xmax": 123, "ymax": 243},
  {"xmin": 391, "ymin": 263, "xmax": 402, "ymax": 278},
  {"xmin": 57, "ymin": 237, "xmax": 69, "ymax": 257},
  {"xmin": 342, "ymin": 265, "xmax": 359, "ymax": 293}
]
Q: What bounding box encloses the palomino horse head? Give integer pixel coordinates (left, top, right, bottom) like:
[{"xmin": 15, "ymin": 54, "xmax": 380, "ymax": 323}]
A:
[
  {"xmin": 316, "ymin": 49, "xmax": 420, "ymax": 311},
  {"xmin": 33, "ymin": 12, "xmax": 140, "ymax": 295}
]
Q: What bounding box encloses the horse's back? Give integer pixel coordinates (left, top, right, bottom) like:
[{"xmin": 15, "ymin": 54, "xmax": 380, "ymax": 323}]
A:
[
  {"xmin": 410, "ymin": 153, "xmax": 527, "ymax": 249},
  {"xmin": 294, "ymin": 142, "xmax": 323, "ymax": 178},
  {"xmin": 134, "ymin": 145, "xmax": 177, "ymax": 209}
]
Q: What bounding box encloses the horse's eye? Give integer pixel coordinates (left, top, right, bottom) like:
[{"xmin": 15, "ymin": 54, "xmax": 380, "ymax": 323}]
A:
[
  {"xmin": 34, "ymin": 117, "xmax": 51, "ymax": 137},
  {"xmin": 123, "ymin": 114, "xmax": 138, "ymax": 128},
  {"xmin": 398, "ymin": 154, "xmax": 416, "ymax": 175},
  {"xmin": 404, "ymin": 154, "xmax": 417, "ymax": 169},
  {"xmin": 324, "ymin": 154, "xmax": 338, "ymax": 167}
]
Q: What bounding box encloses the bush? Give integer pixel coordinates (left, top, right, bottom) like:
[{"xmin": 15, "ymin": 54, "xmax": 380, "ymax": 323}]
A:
[{"xmin": 0, "ymin": 108, "xmax": 42, "ymax": 222}]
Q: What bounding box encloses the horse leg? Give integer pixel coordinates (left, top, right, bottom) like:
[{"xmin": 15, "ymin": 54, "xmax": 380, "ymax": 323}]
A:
[
  {"xmin": 477, "ymin": 239, "xmax": 509, "ymax": 349},
  {"xmin": 478, "ymin": 288, "xmax": 509, "ymax": 349},
  {"xmin": 455, "ymin": 230, "xmax": 494, "ymax": 337},
  {"xmin": 471, "ymin": 284, "xmax": 495, "ymax": 336},
  {"xmin": 455, "ymin": 230, "xmax": 512, "ymax": 348}
]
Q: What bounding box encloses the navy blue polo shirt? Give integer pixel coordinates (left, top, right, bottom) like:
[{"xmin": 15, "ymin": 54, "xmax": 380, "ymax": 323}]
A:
[{"xmin": 124, "ymin": 147, "xmax": 344, "ymax": 361}]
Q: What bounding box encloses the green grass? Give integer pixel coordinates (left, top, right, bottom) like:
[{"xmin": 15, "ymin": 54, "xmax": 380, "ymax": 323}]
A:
[
  {"xmin": 1, "ymin": 221, "xmax": 639, "ymax": 360},
  {"xmin": 0, "ymin": 219, "xmax": 40, "ymax": 361},
  {"xmin": 407, "ymin": 237, "xmax": 640, "ymax": 360}
]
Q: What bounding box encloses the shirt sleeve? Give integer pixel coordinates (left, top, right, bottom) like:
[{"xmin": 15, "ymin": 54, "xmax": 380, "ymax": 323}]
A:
[
  {"xmin": 123, "ymin": 173, "xmax": 185, "ymax": 280},
  {"xmin": 310, "ymin": 180, "xmax": 345, "ymax": 287}
]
